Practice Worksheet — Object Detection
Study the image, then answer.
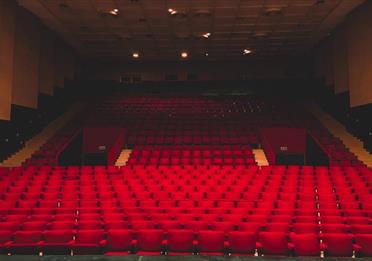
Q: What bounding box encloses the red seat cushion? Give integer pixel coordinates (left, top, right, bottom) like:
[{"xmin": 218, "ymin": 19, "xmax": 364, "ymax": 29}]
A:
[
  {"xmin": 290, "ymin": 233, "xmax": 320, "ymax": 256},
  {"xmin": 136, "ymin": 229, "xmax": 164, "ymax": 254},
  {"xmin": 165, "ymin": 229, "xmax": 195, "ymax": 254},
  {"xmin": 196, "ymin": 230, "xmax": 226, "ymax": 254},
  {"xmin": 321, "ymin": 233, "xmax": 354, "ymax": 257},
  {"xmin": 258, "ymin": 232, "xmax": 289, "ymax": 255},
  {"xmin": 228, "ymin": 231, "xmax": 257, "ymax": 255},
  {"xmin": 355, "ymin": 234, "xmax": 372, "ymax": 257}
]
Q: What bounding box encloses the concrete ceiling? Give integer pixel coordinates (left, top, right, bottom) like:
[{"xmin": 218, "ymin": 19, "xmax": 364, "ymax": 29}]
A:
[{"xmin": 17, "ymin": 0, "xmax": 365, "ymax": 61}]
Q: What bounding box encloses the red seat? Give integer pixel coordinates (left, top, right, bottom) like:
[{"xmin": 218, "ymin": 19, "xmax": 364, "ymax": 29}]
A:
[
  {"xmin": 182, "ymin": 221, "xmax": 209, "ymax": 231},
  {"xmin": 320, "ymin": 233, "xmax": 354, "ymax": 257},
  {"xmin": 257, "ymin": 232, "xmax": 289, "ymax": 255},
  {"xmin": 265, "ymin": 223, "xmax": 291, "ymax": 233},
  {"xmin": 354, "ymin": 234, "xmax": 372, "ymax": 257},
  {"xmin": 321, "ymin": 224, "xmax": 349, "ymax": 233},
  {"xmin": 7, "ymin": 231, "xmax": 43, "ymax": 254},
  {"xmin": 289, "ymin": 233, "xmax": 320, "ymax": 256},
  {"xmin": 40, "ymin": 230, "xmax": 74, "ymax": 255},
  {"xmin": 0, "ymin": 222, "xmax": 20, "ymax": 231},
  {"xmin": 72, "ymin": 230, "xmax": 105, "ymax": 255},
  {"xmin": 350, "ymin": 224, "xmax": 372, "ymax": 234},
  {"xmin": 134, "ymin": 229, "xmax": 164, "ymax": 255},
  {"xmin": 0, "ymin": 231, "xmax": 13, "ymax": 254},
  {"xmin": 210, "ymin": 222, "xmax": 235, "ymax": 233},
  {"xmin": 227, "ymin": 231, "xmax": 257, "ymax": 256},
  {"xmin": 195, "ymin": 230, "xmax": 227, "ymax": 255},
  {"xmin": 102, "ymin": 229, "xmax": 134, "ymax": 255},
  {"xmin": 236, "ymin": 222, "xmax": 262, "ymax": 233},
  {"xmin": 158, "ymin": 221, "xmax": 181, "ymax": 230},
  {"xmin": 105, "ymin": 221, "xmax": 130, "ymax": 230},
  {"xmin": 76, "ymin": 221, "xmax": 103, "ymax": 230},
  {"xmin": 292, "ymin": 223, "xmax": 319, "ymax": 234},
  {"xmin": 163, "ymin": 229, "xmax": 195, "ymax": 255},
  {"xmin": 21, "ymin": 221, "xmax": 47, "ymax": 231}
]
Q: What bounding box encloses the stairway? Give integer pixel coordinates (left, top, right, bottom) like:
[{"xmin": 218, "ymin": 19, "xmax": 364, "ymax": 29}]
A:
[
  {"xmin": 305, "ymin": 102, "xmax": 372, "ymax": 168},
  {"xmin": 252, "ymin": 149, "xmax": 270, "ymax": 166},
  {"xmin": 115, "ymin": 149, "xmax": 132, "ymax": 167},
  {"xmin": 0, "ymin": 103, "xmax": 86, "ymax": 167}
]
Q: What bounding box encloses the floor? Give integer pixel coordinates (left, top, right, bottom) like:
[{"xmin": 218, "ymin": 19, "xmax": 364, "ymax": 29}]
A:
[{"xmin": 0, "ymin": 256, "xmax": 360, "ymax": 261}]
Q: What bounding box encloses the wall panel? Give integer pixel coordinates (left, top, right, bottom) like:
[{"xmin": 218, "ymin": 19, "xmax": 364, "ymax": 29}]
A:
[
  {"xmin": 12, "ymin": 7, "xmax": 41, "ymax": 108},
  {"xmin": 39, "ymin": 28, "xmax": 55, "ymax": 96},
  {"xmin": 0, "ymin": 1, "xmax": 16, "ymax": 120},
  {"xmin": 347, "ymin": 2, "xmax": 372, "ymax": 107},
  {"xmin": 333, "ymin": 25, "xmax": 349, "ymax": 94}
]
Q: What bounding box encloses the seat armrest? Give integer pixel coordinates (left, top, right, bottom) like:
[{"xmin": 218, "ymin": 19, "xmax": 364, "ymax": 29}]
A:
[
  {"xmin": 353, "ymin": 243, "xmax": 362, "ymax": 251},
  {"xmin": 3, "ymin": 241, "xmax": 13, "ymax": 247},
  {"xmin": 131, "ymin": 239, "xmax": 138, "ymax": 247},
  {"xmin": 37, "ymin": 241, "xmax": 44, "ymax": 247},
  {"xmin": 99, "ymin": 239, "xmax": 107, "ymax": 247},
  {"xmin": 320, "ymin": 242, "xmax": 327, "ymax": 251},
  {"xmin": 288, "ymin": 242, "xmax": 295, "ymax": 250},
  {"xmin": 162, "ymin": 239, "xmax": 168, "ymax": 246},
  {"xmin": 256, "ymin": 242, "xmax": 262, "ymax": 249}
]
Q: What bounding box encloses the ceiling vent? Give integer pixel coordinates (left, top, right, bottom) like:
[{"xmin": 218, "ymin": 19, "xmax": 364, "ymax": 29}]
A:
[{"xmin": 254, "ymin": 31, "xmax": 269, "ymax": 38}]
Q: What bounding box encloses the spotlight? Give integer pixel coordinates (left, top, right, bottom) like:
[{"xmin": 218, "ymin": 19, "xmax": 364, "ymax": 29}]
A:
[
  {"xmin": 168, "ymin": 8, "xmax": 178, "ymax": 15},
  {"xmin": 202, "ymin": 32, "xmax": 211, "ymax": 38},
  {"xmin": 109, "ymin": 8, "xmax": 119, "ymax": 16},
  {"xmin": 132, "ymin": 52, "xmax": 140, "ymax": 59},
  {"xmin": 181, "ymin": 52, "xmax": 188, "ymax": 58},
  {"xmin": 243, "ymin": 49, "xmax": 252, "ymax": 55}
]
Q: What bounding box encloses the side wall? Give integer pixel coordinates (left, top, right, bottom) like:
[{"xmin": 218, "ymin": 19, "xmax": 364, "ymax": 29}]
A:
[
  {"xmin": 314, "ymin": 0, "xmax": 372, "ymax": 107},
  {"xmin": 0, "ymin": 3, "xmax": 77, "ymax": 120}
]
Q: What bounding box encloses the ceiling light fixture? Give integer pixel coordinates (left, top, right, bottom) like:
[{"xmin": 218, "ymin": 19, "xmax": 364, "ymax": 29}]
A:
[
  {"xmin": 264, "ymin": 7, "xmax": 283, "ymax": 16},
  {"xmin": 168, "ymin": 8, "xmax": 178, "ymax": 15},
  {"xmin": 243, "ymin": 49, "xmax": 252, "ymax": 55},
  {"xmin": 181, "ymin": 52, "xmax": 188, "ymax": 58},
  {"xmin": 205, "ymin": 52, "xmax": 209, "ymax": 57},
  {"xmin": 202, "ymin": 32, "xmax": 211, "ymax": 38},
  {"xmin": 109, "ymin": 8, "xmax": 119, "ymax": 16},
  {"xmin": 132, "ymin": 52, "xmax": 140, "ymax": 59}
]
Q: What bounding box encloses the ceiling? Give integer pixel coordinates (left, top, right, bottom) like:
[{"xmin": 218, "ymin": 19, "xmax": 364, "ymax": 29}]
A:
[{"xmin": 17, "ymin": 0, "xmax": 364, "ymax": 61}]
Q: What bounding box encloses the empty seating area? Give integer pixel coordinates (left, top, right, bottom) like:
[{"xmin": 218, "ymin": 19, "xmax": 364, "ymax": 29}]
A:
[
  {"xmin": 1, "ymin": 96, "xmax": 370, "ymax": 257},
  {"xmin": 127, "ymin": 145, "xmax": 256, "ymax": 166},
  {"xmin": 0, "ymin": 165, "xmax": 371, "ymax": 256}
]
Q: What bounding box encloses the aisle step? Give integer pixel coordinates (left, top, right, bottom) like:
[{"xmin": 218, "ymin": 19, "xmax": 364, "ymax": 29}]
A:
[{"xmin": 305, "ymin": 102, "xmax": 372, "ymax": 168}]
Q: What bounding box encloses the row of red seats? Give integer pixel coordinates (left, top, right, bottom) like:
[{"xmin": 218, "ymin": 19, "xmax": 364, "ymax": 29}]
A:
[
  {"xmin": 1, "ymin": 208, "xmax": 370, "ymax": 225},
  {"xmin": 1, "ymin": 229, "xmax": 371, "ymax": 256},
  {"xmin": 2, "ymin": 218, "xmax": 372, "ymax": 234}
]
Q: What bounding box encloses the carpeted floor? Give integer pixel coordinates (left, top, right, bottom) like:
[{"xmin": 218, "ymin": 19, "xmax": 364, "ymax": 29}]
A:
[{"xmin": 0, "ymin": 256, "xmax": 361, "ymax": 261}]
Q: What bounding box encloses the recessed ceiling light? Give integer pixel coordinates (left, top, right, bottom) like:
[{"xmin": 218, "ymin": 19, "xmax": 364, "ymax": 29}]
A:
[
  {"xmin": 202, "ymin": 32, "xmax": 211, "ymax": 38},
  {"xmin": 181, "ymin": 52, "xmax": 188, "ymax": 58},
  {"xmin": 205, "ymin": 52, "xmax": 209, "ymax": 57},
  {"xmin": 109, "ymin": 8, "xmax": 119, "ymax": 16},
  {"xmin": 168, "ymin": 8, "xmax": 178, "ymax": 15},
  {"xmin": 243, "ymin": 49, "xmax": 252, "ymax": 55},
  {"xmin": 264, "ymin": 7, "xmax": 283, "ymax": 16},
  {"xmin": 254, "ymin": 31, "xmax": 268, "ymax": 38},
  {"xmin": 132, "ymin": 52, "xmax": 140, "ymax": 59}
]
